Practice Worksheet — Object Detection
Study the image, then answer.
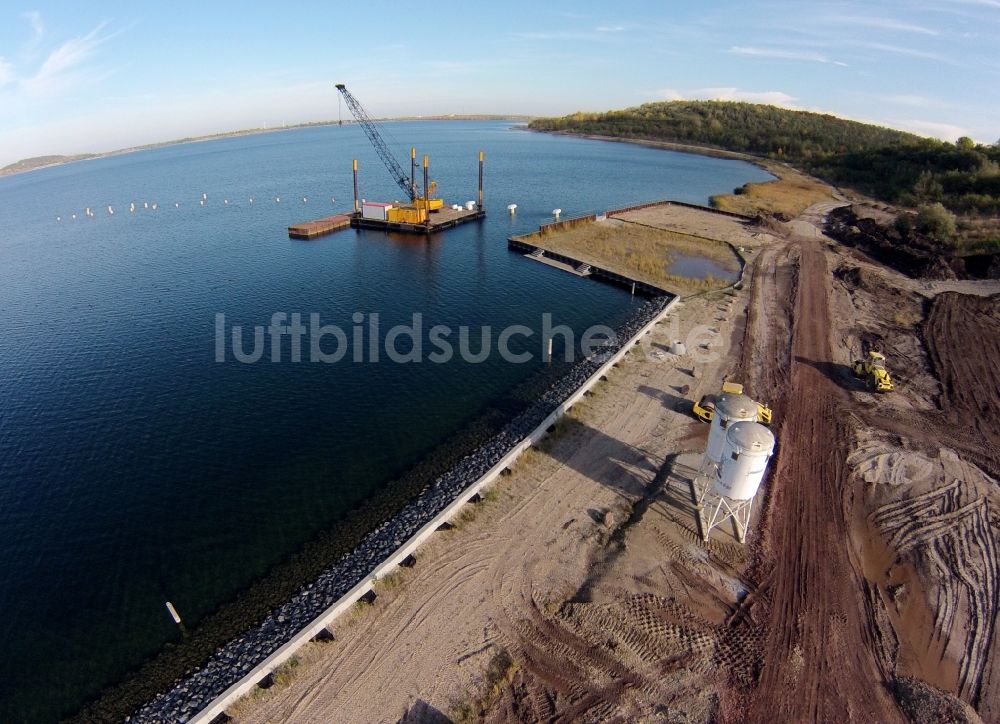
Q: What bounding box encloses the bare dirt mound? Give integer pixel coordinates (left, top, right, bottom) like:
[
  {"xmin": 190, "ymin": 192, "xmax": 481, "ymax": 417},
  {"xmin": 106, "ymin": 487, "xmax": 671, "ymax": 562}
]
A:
[
  {"xmin": 829, "ymin": 266, "xmax": 1000, "ymax": 720},
  {"xmin": 923, "ymin": 292, "xmax": 1000, "ymax": 478},
  {"xmin": 826, "ymin": 206, "xmax": 1000, "ymax": 281}
]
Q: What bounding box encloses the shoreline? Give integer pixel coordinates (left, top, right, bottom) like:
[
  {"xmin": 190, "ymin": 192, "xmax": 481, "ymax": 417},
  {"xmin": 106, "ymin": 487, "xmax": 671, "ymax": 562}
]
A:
[
  {"xmin": 0, "ymin": 117, "xmax": 531, "ymax": 180},
  {"xmin": 126, "ymin": 295, "xmax": 674, "ymax": 723},
  {"xmin": 524, "ymin": 127, "xmax": 785, "ymax": 176},
  {"xmin": 226, "ymin": 249, "xmax": 755, "ymax": 722},
  {"xmin": 52, "ymin": 135, "xmax": 772, "ymax": 722},
  {"xmin": 66, "ymin": 343, "xmax": 619, "ymax": 722}
]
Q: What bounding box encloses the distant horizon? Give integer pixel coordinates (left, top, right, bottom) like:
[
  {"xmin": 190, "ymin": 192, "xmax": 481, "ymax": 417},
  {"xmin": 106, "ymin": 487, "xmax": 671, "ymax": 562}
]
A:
[
  {"xmin": 0, "ymin": 114, "xmax": 534, "ymax": 174},
  {"xmin": 2, "ymin": 2, "xmax": 998, "ymax": 167},
  {"xmin": 2, "ymin": 99, "xmax": 978, "ymax": 176}
]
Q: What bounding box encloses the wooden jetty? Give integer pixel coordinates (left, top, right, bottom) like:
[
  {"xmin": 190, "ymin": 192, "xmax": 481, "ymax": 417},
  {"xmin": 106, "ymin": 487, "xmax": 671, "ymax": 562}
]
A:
[{"xmin": 288, "ymin": 214, "xmax": 352, "ymax": 239}]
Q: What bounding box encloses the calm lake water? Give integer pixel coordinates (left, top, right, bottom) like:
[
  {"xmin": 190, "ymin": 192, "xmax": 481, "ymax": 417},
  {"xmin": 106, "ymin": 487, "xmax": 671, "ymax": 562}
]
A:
[{"xmin": 0, "ymin": 122, "xmax": 773, "ymax": 721}]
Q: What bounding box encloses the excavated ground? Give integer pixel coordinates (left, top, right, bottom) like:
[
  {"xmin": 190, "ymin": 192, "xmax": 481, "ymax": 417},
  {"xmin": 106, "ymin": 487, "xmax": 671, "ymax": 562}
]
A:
[{"xmin": 233, "ymin": 200, "xmax": 1000, "ymax": 723}]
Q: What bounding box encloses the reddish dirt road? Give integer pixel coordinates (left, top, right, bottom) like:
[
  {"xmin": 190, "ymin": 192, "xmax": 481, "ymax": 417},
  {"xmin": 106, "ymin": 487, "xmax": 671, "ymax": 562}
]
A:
[{"xmin": 742, "ymin": 236, "xmax": 904, "ymax": 722}]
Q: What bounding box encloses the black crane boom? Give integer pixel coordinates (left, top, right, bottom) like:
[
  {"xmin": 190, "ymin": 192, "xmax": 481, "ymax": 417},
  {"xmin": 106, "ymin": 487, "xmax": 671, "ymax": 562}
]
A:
[{"xmin": 335, "ymin": 83, "xmax": 418, "ymax": 201}]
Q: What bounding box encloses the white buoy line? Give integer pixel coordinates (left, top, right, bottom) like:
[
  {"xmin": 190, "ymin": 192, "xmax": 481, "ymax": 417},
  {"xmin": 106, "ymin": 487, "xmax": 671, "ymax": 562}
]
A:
[{"xmin": 53, "ymin": 192, "xmax": 342, "ymax": 221}]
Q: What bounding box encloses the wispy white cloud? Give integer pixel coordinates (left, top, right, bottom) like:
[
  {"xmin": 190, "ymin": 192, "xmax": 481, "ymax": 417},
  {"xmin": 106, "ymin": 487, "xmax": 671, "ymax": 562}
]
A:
[
  {"xmin": 941, "ymin": 0, "xmax": 1000, "ymax": 8},
  {"xmin": 831, "ymin": 15, "xmax": 939, "ymax": 35},
  {"xmin": 729, "ymin": 45, "xmax": 843, "ymax": 65},
  {"xmin": 22, "ymin": 10, "xmax": 44, "ymax": 41},
  {"xmin": 0, "ymin": 58, "xmax": 14, "ymax": 87},
  {"xmin": 893, "ymin": 118, "xmax": 969, "ymax": 141},
  {"xmin": 19, "ymin": 22, "xmax": 115, "ymax": 95},
  {"xmin": 427, "ymin": 60, "xmax": 476, "ymax": 74},
  {"xmin": 659, "ymin": 87, "xmax": 798, "ymax": 107},
  {"xmin": 595, "ymin": 25, "xmax": 624, "ymax": 32},
  {"xmin": 863, "ymin": 42, "xmax": 957, "ymax": 64},
  {"xmin": 513, "ymin": 29, "xmax": 621, "ymax": 42},
  {"xmin": 883, "ymin": 94, "xmax": 937, "ymax": 107}
]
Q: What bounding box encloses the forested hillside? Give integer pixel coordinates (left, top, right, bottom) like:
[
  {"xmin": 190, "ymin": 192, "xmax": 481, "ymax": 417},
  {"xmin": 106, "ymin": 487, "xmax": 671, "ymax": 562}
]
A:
[{"xmin": 530, "ymin": 102, "xmax": 1000, "ymax": 215}]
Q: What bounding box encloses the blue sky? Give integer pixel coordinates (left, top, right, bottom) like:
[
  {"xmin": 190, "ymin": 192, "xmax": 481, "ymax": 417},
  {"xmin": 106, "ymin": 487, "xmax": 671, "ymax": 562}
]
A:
[{"xmin": 1, "ymin": 1, "xmax": 998, "ymax": 166}]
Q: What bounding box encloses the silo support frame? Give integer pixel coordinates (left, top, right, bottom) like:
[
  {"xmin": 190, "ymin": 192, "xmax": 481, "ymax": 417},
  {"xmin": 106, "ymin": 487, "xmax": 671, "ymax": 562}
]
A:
[{"xmin": 695, "ymin": 478, "xmax": 755, "ymax": 543}]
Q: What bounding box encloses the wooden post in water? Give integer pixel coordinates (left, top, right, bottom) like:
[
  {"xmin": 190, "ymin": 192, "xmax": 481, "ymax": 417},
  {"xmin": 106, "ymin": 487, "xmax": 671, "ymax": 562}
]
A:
[
  {"xmin": 352, "ymin": 159, "xmax": 359, "ymax": 213},
  {"xmin": 478, "ymin": 150, "xmax": 484, "ymax": 209},
  {"xmin": 423, "ymin": 155, "xmax": 430, "ymax": 227},
  {"xmin": 411, "ymin": 147, "xmax": 417, "ymax": 201}
]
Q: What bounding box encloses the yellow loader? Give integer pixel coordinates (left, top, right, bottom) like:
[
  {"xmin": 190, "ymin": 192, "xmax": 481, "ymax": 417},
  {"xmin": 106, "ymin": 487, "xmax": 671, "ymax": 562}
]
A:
[{"xmin": 852, "ymin": 350, "xmax": 894, "ymax": 392}]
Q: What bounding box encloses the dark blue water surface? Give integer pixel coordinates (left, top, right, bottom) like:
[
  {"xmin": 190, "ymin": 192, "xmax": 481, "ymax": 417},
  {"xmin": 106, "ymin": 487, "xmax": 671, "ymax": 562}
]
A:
[{"xmin": 0, "ymin": 122, "xmax": 772, "ymax": 721}]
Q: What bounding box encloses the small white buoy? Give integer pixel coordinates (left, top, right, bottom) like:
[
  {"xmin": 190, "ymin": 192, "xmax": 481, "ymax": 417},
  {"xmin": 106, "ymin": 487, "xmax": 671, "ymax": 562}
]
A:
[
  {"xmin": 130, "ymin": 202, "xmax": 136, "ymax": 213},
  {"xmin": 202, "ymin": 193, "xmax": 207, "ymax": 201},
  {"xmin": 85, "ymin": 207, "xmax": 92, "ymax": 216},
  {"xmin": 224, "ymin": 199, "xmax": 229, "ymax": 205},
  {"xmin": 331, "ymin": 197, "xmax": 335, "ymax": 204},
  {"xmin": 249, "ymin": 197, "xmax": 254, "ymax": 205},
  {"xmin": 165, "ymin": 601, "xmax": 182, "ymax": 625},
  {"xmin": 71, "ymin": 213, "xmax": 77, "ymax": 219},
  {"xmin": 507, "ymin": 203, "xmax": 517, "ymax": 214},
  {"xmin": 175, "ymin": 202, "xmax": 180, "ymax": 208},
  {"xmin": 275, "ymin": 197, "xmax": 280, "ymax": 203},
  {"xmin": 151, "ymin": 203, "xmax": 157, "ymax": 210},
  {"xmin": 200, "ymin": 200, "xmax": 205, "ymax": 206},
  {"xmin": 302, "ymin": 197, "xmax": 307, "ymax": 203},
  {"xmin": 553, "ymin": 208, "xmax": 562, "ymax": 218},
  {"xmin": 108, "ymin": 205, "xmax": 114, "ymax": 215},
  {"xmin": 143, "ymin": 202, "xmax": 148, "ymax": 209},
  {"xmin": 56, "ymin": 216, "xmax": 61, "ymax": 221}
]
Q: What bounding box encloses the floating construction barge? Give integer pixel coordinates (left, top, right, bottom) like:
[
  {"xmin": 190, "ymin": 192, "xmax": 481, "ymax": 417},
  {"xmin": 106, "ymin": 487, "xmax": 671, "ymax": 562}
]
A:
[
  {"xmin": 351, "ymin": 205, "xmax": 485, "ymax": 233},
  {"xmin": 288, "ymin": 151, "xmax": 486, "ymax": 239},
  {"xmin": 288, "ymin": 206, "xmax": 484, "ymax": 239}
]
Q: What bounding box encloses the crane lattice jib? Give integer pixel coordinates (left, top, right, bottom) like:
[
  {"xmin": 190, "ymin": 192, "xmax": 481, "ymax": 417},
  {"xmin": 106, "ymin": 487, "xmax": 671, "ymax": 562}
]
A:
[{"xmin": 335, "ymin": 84, "xmax": 418, "ymax": 201}]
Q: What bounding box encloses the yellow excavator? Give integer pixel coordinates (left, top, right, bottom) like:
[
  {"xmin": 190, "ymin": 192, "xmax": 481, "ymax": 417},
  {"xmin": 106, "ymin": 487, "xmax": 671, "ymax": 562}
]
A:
[{"xmin": 853, "ymin": 350, "xmax": 894, "ymax": 392}]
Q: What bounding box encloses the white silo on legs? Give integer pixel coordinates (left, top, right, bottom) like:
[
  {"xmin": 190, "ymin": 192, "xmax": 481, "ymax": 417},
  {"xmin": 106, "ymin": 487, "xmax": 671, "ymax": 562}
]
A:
[
  {"xmin": 696, "ymin": 420, "xmax": 775, "ymax": 543},
  {"xmin": 703, "ymin": 393, "xmax": 758, "ymax": 473}
]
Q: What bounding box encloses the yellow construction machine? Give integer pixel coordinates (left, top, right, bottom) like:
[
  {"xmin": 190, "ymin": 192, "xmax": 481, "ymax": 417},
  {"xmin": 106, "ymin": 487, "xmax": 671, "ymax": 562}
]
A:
[
  {"xmin": 692, "ymin": 381, "xmax": 773, "ymax": 424},
  {"xmin": 852, "ymin": 350, "xmax": 894, "ymax": 392}
]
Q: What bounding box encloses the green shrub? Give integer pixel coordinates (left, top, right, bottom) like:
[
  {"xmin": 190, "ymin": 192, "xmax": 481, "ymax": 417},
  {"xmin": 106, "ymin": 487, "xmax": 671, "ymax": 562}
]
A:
[{"xmin": 915, "ymin": 202, "xmax": 957, "ymax": 241}]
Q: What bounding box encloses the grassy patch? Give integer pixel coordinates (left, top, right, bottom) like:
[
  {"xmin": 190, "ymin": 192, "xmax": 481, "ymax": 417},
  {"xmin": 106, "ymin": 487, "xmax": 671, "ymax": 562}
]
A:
[
  {"xmin": 226, "ymin": 654, "xmax": 304, "ymax": 717},
  {"xmin": 712, "ymin": 164, "xmax": 835, "ymax": 218},
  {"xmin": 272, "ymin": 655, "xmax": 301, "ymax": 688},
  {"xmin": 524, "ymin": 218, "xmax": 738, "ymax": 291},
  {"xmin": 375, "ymin": 571, "xmax": 402, "ymax": 591},
  {"xmin": 510, "ymin": 446, "xmax": 541, "ymax": 474},
  {"xmin": 451, "ymin": 648, "xmax": 518, "ymax": 723},
  {"xmin": 453, "ymin": 505, "xmax": 480, "ymax": 530}
]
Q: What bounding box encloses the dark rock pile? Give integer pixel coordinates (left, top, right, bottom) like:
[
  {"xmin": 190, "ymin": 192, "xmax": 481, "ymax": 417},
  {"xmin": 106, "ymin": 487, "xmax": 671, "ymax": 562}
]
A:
[{"xmin": 132, "ymin": 295, "xmax": 671, "ymax": 723}]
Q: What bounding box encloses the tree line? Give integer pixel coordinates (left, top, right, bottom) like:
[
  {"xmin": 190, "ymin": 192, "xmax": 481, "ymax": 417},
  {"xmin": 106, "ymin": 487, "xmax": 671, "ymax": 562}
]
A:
[{"xmin": 529, "ymin": 102, "xmax": 1000, "ymax": 215}]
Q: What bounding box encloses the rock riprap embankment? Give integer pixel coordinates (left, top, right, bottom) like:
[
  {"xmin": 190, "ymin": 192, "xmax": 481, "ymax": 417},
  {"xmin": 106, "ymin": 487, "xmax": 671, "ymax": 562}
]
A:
[{"xmin": 132, "ymin": 295, "xmax": 670, "ymax": 723}]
